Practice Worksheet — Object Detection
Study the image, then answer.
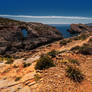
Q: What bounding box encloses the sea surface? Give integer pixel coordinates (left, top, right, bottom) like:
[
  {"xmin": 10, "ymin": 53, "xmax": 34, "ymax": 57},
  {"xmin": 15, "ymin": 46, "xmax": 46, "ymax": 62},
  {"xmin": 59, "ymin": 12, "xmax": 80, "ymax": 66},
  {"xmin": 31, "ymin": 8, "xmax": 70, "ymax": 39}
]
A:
[
  {"xmin": 21, "ymin": 24, "xmax": 76, "ymax": 38},
  {"xmin": 50, "ymin": 24, "xmax": 76, "ymax": 38}
]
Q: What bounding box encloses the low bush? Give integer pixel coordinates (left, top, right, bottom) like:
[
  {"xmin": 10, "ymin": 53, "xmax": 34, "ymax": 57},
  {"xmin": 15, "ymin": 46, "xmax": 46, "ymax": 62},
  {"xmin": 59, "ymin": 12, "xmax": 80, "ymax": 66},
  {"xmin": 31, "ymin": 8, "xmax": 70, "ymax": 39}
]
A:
[
  {"xmin": 13, "ymin": 65, "xmax": 19, "ymax": 68},
  {"xmin": 15, "ymin": 77, "xmax": 21, "ymax": 81},
  {"xmin": 69, "ymin": 59, "xmax": 79, "ymax": 65},
  {"xmin": 60, "ymin": 39, "xmax": 72, "ymax": 46},
  {"xmin": 74, "ymin": 34, "xmax": 88, "ymax": 41},
  {"xmin": 78, "ymin": 44, "xmax": 92, "ymax": 55},
  {"xmin": 23, "ymin": 58, "xmax": 28, "ymax": 61},
  {"xmin": 89, "ymin": 38, "xmax": 92, "ymax": 42},
  {"xmin": 66, "ymin": 66, "xmax": 84, "ymax": 83},
  {"xmin": 60, "ymin": 40, "xmax": 67, "ymax": 46},
  {"xmin": 48, "ymin": 50, "xmax": 59, "ymax": 58},
  {"xmin": 23, "ymin": 62, "xmax": 31, "ymax": 68},
  {"xmin": 71, "ymin": 44, "xmax": 92, "ymax": 55},
  {"xmin": 35, "ymin": 55, "xmax": 55, "ymax": 70},
  {"xmin": 5, "ymin": 60, "xmax": 14, "ymax": 64},
  {"xmin": 34, "ymin": 74, "xmax": 41, "ymax": 82},
  {"xmin": 70, "ymin": 46, "xmax": 80, "ymax": 51},
  {"xmin": 79, "ymin": 34, "xmax": 88, "ymax": 40}
]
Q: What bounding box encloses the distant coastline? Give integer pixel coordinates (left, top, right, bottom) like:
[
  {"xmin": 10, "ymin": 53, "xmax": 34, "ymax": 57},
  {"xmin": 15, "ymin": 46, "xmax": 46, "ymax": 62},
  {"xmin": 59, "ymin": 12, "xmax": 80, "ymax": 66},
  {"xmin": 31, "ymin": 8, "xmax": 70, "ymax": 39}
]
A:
[{"xmin": 0, "ymin": 15, "xmax": 92, "ymax": 24}]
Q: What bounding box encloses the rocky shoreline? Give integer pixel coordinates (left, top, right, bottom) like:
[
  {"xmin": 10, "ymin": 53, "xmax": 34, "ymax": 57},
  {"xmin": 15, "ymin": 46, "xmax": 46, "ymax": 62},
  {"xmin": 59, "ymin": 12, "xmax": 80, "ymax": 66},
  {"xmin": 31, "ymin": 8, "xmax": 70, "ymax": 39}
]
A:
[
  {"xmin": 67, "ymin": 24, "xmax": 92, "ymax": 34},
  {"xmin": 0, "ymin": 17, "xmax": 63, "ymax": 57}
]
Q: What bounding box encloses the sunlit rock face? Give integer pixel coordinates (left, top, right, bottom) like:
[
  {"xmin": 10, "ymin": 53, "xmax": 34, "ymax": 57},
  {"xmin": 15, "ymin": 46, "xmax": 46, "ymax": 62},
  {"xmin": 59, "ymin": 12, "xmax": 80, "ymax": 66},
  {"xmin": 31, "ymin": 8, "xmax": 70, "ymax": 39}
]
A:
[
  {"xmin": 67, "ymin": 24, "xmax": 92, "ymax": 34},
  {"xmin": 0, "ymin": 17, "xmax": 63, "ymax": 56}
]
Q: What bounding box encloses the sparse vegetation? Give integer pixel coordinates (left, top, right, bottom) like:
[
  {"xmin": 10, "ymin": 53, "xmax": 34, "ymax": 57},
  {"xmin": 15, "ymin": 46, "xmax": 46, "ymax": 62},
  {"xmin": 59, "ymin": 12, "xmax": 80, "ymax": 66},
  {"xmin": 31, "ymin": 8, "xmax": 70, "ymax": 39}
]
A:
[
  {"xmin": 70, "ymin": 46, "xmax": 80, "ymax": 51},
  {"xmin": 34, "ymin": 26, "xmax": 41, "ymax": 31},
  {"xmin": 23, "ymin": 62, "xmax": 31, "ymax": 68},
  {"xmin": 66, "ymin": 66, "xmax": 84, "ymax": 83},
  {"xmin": 15, "ymin": 77, "xmax": 21, "ymax": 81},
  {"xmin": 3, "ymin": 68, "xmax": 10, "ymax": 73},
  {"xmin": 48, "ymin": 50, "xmax": 59, "ymax": 58},
  {"xmin": 78, "ymin": 44, "xmax": 92, "ymax": 55},
  {"xmin": 5, "ymin": 59, "xmax": 14, "ymax": 64},
  {"xmin": 74, "ymin": 34, "xmax": 88, "ymax": 41},
  {"xmin": 23, "ymin": 58, "xmax": 28, "ymax": 61},
  {"xmin": 89, "ymin": 37, "xmax": 92, "ymax": 42},
  {"xmin": 13, "ymin": 65, "xmax": 19, "ymax": 68},
  {"xmin": 60, "ymin": 39, "xmax": 72, "ymax": 46},
  {"xmin": 35, "ymin": 55, "xmax": 55, "ymax": 70},
  {"xmin": 71, "ymin": 43, "xmax": 92, "ymax": 55},
  {"xmin": 69, "ymin": 59, "xmax": 79, "ymax": 65},
  {"xmin": 34, "ymin": 74, "xmax": 41, "ymax": 82},
  {"xmin": 60, "ymin": 40, "xmax": 67, "ymax": 46}
]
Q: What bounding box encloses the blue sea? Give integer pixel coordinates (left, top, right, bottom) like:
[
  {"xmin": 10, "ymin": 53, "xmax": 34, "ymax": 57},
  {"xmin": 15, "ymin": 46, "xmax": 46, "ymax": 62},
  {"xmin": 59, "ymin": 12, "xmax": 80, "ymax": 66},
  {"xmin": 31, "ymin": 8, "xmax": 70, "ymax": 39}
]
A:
[
  {"xmin": 21, "ymin": 24, "xmax": 76, "ymax": 38},
  {"xmin": 50, "ymin": 24, "xmax": 75, "ymax": 38}
]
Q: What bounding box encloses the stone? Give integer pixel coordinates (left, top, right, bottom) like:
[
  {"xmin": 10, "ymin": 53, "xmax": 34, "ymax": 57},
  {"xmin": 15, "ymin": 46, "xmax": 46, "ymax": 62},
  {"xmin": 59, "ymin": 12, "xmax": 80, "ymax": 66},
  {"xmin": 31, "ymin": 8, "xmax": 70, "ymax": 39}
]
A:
[
  {"xmin": 0, "ymin": 17, "xmax": 63, "ymax": 56},
  {"xmin": 67, "ymin": 24, "xmax": 92, "ymax": 34}
]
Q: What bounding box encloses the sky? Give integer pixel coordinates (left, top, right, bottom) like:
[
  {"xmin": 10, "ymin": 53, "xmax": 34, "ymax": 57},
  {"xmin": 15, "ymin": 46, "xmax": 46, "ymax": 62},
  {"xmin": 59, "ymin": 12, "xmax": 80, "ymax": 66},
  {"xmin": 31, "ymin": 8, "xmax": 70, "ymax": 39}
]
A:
[{"xmin": 0, "ymin": 0, "xmax": 92, "ymax": 24}]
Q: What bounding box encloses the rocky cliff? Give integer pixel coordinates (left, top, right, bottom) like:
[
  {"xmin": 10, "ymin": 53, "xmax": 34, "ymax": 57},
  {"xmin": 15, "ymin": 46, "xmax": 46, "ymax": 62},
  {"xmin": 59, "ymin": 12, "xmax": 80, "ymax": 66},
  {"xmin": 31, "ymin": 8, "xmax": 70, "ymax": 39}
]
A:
[
  {"xmin": 67, "ymin": 24, "xmax": 92, "ymax": 34},
  {"xmin": 0, "ymin": 17, "xmax": 63, "ymax": 56}
]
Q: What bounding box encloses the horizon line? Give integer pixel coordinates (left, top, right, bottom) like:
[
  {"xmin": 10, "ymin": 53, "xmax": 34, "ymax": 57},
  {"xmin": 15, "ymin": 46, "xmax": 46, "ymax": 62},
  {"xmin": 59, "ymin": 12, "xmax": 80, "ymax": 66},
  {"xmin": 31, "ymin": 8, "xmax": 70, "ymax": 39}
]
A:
[{"xmin": 0, "ymin": 14, "xmax": 92, "ymax": 20}]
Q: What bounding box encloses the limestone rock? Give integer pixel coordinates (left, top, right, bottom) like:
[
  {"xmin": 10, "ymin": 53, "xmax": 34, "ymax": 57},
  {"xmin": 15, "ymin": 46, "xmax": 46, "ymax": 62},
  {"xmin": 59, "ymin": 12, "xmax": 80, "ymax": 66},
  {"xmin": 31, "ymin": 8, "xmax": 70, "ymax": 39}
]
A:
[
  {"xmin": 67, "ymin": 24, "xmax": 92, "ymax": 34},
  {"xmin": 0, "ymin": 17, "xmax": 63, "ymax": 56}
]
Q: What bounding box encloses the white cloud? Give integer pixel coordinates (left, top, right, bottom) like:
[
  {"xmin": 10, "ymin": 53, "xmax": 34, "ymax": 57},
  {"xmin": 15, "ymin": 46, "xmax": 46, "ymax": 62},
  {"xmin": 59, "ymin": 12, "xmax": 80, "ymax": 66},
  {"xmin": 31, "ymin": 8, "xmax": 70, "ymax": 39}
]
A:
[{"xmin": 0, "ymin": 14, "xmax": 92, "ymax": 20}]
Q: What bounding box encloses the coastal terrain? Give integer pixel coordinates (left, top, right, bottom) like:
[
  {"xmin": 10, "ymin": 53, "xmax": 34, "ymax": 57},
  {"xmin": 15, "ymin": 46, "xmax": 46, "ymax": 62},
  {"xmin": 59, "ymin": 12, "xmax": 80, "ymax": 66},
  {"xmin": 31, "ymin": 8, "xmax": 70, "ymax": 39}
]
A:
[{"xmin": 0, "ymin": 17, "xmax": 92, "ymax": 92}]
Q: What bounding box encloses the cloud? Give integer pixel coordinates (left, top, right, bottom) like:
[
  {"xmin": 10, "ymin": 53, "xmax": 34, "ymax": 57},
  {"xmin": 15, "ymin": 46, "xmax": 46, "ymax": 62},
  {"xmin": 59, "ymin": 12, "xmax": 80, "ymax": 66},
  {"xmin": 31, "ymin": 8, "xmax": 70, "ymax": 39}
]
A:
[{"xmin": 0, "ymin": 14, "xmax": 92, "ymax": 20}]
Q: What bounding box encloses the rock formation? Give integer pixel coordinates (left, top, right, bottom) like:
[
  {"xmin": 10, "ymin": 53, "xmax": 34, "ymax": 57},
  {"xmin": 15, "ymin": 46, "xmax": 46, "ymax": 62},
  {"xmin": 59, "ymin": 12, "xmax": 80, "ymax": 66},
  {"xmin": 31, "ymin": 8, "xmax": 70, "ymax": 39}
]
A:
[
  {"xmin": 0, "ymin": 17, "xmax": 63, "ymax": 56},
  {"xmin": 67, "ymin": 24, "xmax": 92, "ymax": 34}
]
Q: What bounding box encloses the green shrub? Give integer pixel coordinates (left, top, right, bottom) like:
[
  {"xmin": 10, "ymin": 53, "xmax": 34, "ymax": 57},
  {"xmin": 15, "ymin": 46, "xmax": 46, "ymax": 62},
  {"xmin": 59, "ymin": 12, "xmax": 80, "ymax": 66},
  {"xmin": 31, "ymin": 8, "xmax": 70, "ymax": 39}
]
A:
[
  {"xmin": 35, "ymin": 55, "xmax": 55, "ymax": 70},
  {"xmin": 79, "ymin": 44, "xmax": 92, "ymax": 55},
  {"xmin": 60, "ymin": 39, "xmax": 72, "ymax": 46},
  {"xmin": 60, "ymin": 40, "xmax": 67, "ymax": 46},
  {"xmin": 34, "ymin": 26, "xmax": 41, "ymax": 31},
  {"xmin": 71, "ymin": 44, "xmax": 92, "ymax": 55},
  {"xmin": 89, "ymin": 38, "xmax": 92, "ymax": 42},
  {"xmin": 34, "ymin": 74, "xmax": 41, "ymax": 82},
  {"xmin": 79, "ymin": 34, "xmax": 88, "ymax": 40},
  {"xmin": 5, "ymin": 60, "xmax": 13, "ymax": 64},
  {"xmin": 15, "ymin": 77, "xmax": 21, "ymax": 81},
  {"xmin": 23, "ymin": 58, "xmax": 28, "ymax": 61},
  {"xmin": 48, "ymin": 50, "xmax": 59, "ymax": 58},
  {"xmin": 69, "ymin": 59, "xmax": 79, "ymax": 65},
  {"xmin": 23, "ymin": 62, "xmax": 31, "ymax": 68},
  {"xmin": 13, "ymin": 65, "xmax": 19, "ymax": 68},
  {"xmin": 74, "ymin": 34, "xmax": 88, "ymax": 41},
  {"xmin": 67, "ymin": 39, "xmax": 72, "ymax": 43},
  {"xmin": 70, "ymin": 46, "xmax": 80, "ymax": 51},
  {"xmin": 66, "ymin": 66, "xmax": 84, "ymax": 83}
]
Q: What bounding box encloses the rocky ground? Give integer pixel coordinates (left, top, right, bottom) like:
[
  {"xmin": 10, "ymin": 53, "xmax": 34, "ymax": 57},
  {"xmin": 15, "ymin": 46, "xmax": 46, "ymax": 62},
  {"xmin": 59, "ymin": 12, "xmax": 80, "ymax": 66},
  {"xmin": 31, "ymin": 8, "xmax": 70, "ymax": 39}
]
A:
[
  {"xmin": 0, "ymin": 30, "xmax": 92, "ymax": 92},
  {"xmin": 0, "ymin": 17, "xmax": 63, "ymax": 56},
  {"xmin": 0, "ymin": 17, "xmax": 92, "ymax": 92}
]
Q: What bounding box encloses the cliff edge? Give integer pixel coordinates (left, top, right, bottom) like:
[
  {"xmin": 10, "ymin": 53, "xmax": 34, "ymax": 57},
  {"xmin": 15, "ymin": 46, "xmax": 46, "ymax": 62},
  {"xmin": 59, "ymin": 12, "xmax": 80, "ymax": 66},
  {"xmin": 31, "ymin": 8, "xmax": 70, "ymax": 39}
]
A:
[{"xmin": 0, "ymin": 17, "xmax": 63, "ymax": 56}]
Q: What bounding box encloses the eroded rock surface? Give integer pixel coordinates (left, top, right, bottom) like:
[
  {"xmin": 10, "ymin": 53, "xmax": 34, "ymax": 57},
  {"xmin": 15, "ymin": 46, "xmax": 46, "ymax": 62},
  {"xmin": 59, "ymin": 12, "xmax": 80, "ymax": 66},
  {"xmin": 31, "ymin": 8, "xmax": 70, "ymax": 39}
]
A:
[
  {"xmin": 0, "ymin": 17, "xmax": 63, "ymax": 56},
  {"xmin": 67, "ymin": 24, "xmax": 92, "ymax": 34}
]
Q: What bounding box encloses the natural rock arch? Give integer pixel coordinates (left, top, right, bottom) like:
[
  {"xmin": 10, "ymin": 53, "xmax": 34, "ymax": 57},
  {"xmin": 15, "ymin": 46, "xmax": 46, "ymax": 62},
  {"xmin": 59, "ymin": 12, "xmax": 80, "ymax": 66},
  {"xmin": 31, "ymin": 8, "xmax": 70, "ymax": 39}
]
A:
[{"xmin": 20, "ymin": 27, "xmax": 28, "ymax": 37}]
